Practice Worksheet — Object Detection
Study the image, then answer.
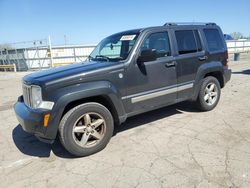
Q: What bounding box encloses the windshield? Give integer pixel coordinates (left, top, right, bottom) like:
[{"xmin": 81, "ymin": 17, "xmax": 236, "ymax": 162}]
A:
[{"xmin": 89, "ymin": 32, "xmax": 139, "ymax": 62}]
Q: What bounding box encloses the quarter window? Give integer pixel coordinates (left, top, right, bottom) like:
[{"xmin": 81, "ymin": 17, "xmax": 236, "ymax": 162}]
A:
[
  {"xmin": 141, "ymin": 32, "xmax": 171, "ymax": 58},
  {"xmin": 204, "ymin": 29, "xmax": 224, "ymax": 52},
  {"xmin": 175, "ymin": 30, "xmax": 202, "ymax": 55}
]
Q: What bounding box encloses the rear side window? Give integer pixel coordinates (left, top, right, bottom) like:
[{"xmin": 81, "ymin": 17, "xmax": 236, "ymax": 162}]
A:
[
  {"xmin": 204, "ymin": 29, "xmax": 224, "ymax": 52},
  {"xmin": 175, "ymin": 30, "xmax": 202, "ymax": 55}
]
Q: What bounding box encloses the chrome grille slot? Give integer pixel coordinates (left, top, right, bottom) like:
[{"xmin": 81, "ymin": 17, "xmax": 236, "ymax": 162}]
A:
[{"xmin": 22, "ymin": 84, "xmax": 32, "ymax": 108}]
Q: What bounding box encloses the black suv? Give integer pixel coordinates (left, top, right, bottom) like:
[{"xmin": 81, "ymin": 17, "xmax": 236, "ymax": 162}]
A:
[{"xmin": 14, "ymin": 23, "xmax": 231, "ymax": 156}]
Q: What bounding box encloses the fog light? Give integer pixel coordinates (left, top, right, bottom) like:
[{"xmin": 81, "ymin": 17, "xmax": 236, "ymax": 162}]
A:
[{"xmin": 44, "ymin": 114, "xmax": 50, "ymax": 127}]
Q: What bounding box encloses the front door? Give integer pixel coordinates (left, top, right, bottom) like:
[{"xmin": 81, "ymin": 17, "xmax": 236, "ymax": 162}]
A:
[{"xmin": 123, "ymin": 31, "xmax": 177, "ymax": 114}]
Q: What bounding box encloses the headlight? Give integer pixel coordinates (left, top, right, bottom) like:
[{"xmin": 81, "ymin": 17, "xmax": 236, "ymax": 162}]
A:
[
  {"xmin": 30, "ymin": 85, "xmax": 54, "ymax": 110},
  {"xmin": 31, "ymin": 86, "xmax": 42, "ymax": 108}
]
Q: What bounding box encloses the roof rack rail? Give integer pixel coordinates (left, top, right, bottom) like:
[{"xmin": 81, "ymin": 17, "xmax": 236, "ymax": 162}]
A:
[{"xmin": 163, "ymin": 22, "xmax": 216, "ymax": 26}]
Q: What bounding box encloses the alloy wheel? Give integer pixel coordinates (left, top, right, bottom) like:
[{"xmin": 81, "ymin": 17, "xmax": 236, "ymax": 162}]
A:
[
  {"xmin": 204, "ymin": 83, "xmax": 218, "ymax": 106},
  {"xmin": 72, "ymin": 112, "xmax": 106, "ymax": 148}
]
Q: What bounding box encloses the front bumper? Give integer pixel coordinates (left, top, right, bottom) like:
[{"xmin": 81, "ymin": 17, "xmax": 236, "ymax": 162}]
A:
[{"xmin": 14, "ymin": 96, "xmax": 54, "ymax": 143}]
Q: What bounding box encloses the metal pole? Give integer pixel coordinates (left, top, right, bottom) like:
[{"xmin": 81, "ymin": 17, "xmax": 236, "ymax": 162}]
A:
[
  {"xmin": 6, "ymin": 49, "xmax": 10, "ymax": 65},
  {"xmin": 24, "ymin": 48, "xmax": 29, "ymax": 70},
  {"xmin": 48, "ymin": 35, "xmax": 54, "ymax": 68},
  {"xmin": 13, "ymin": 63, "xmax": 17, "ymax": 72},
  {"xmin": 243, "ymin": 41, "xmax": 245, "ymax": 53},
  {"xmin": 73, "ymin": 47, "xmax": 77, "ymax": 63},
  {"xmin": 15, "ymin": 49, "xmax": 20, "ymax": 70},
  {"xmin": 0, "ymin": 50, "xmax": 2, "ymax": 65},
  {"xmin": 37, "ymin": 46, "xmax": 41, "ymax": 70}
]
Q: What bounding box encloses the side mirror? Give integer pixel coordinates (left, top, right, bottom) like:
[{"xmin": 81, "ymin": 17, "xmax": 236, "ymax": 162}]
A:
[{"xmin": 137, "ymin": 49, "xmax": 157, "ymax": 64}]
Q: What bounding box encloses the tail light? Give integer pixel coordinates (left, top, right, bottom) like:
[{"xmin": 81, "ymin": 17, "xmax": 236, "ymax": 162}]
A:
[{"xmin": 225, "ymin": 50, "xmax": 229, "ymax": 68}]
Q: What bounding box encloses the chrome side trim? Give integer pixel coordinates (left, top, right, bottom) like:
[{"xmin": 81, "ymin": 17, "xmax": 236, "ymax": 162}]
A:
[
  {"xmin": 132, "ymin": 87, "xmax": 177, "ymax": 103},
  {"xmin": 177, "ymin": 83, "xmax": 194, "ymax": 91},
  {"xmin": 122, "ymin": 84, "xmax": 177, "ymax": 100},
  {"xmin": 122, "ymin": 82, "xmax": 194, "ymax": 103}
]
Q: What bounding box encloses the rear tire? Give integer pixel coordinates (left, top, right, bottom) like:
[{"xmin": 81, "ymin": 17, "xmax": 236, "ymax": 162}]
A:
[
  {"xmin": 196, "ymin": 76, "xmax": 221, "ymax": 111},
  {"xmin": 59, "ymin": 102, "xmax": 114, "ymax": 157}
]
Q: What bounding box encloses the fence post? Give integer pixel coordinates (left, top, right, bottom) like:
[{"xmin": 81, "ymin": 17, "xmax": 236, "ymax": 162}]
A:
[
  {"xmin": 48, "ymin": 35, "xmax": 54, "ymax": 68},
  {"xmin": 235, "ymin": 41, "xmax": 237, "ymax": 53},
  {"xmin": 243, "ymin": 41, "xmax": 245, "ymax": 52},
  {"xmin": 6, "ymin": 49, "xmax": 10, "ymax": 65},
  {"xmin": 73, "ymin": 47, "xmax": 77, "ymax": 63},
  {"xmin": 13, "ymin": 63, "xmax": 17, "ymax": 72},
  {"xmin": 37, "ymin": 46, "xmax": 42, "ymax": 70}
]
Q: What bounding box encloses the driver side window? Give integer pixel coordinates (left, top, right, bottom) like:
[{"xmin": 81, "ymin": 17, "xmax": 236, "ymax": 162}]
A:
[{"xmin": 141, "ymin": 32, "xmax": 171, "ymax": 58}]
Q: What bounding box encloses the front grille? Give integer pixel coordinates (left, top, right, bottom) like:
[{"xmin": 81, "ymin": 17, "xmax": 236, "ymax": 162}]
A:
[{"xmin": 22, "ymin": 84, "xmax": 32, "ymax": 108}]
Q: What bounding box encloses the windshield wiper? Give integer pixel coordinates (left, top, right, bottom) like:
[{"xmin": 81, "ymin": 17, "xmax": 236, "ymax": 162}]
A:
[
  {"xmin": 87, "ymin": 55, "xmax": 94, "ymax": 61},
  {"xmin": 95, "ymin": 55, "xmax": 110, "ymax": 62}
]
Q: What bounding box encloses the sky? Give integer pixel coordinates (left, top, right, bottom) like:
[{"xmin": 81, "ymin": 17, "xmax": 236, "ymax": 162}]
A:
[{"xmin": 0, "ymin": 0, "xmax": 250, "ymax": 46}]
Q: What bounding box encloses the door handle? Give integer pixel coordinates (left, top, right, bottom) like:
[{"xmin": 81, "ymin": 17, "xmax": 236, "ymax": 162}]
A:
[
  {"xmin": 198, "ymin": 56, "xmax": 208, "ymax": 61},
  {"xmin": 165, "ymin": 61, "xmax": 176, "ymax": 68}
]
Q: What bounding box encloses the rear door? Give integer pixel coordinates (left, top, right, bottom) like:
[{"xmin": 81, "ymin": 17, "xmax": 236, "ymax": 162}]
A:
[{"xmin": 173, "ymin": 29, "xmax": 207, "ymax": 100}]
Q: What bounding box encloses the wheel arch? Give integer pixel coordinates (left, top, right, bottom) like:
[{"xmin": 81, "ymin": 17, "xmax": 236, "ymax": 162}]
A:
[
  {"xmin": 61, "ymin": 95, "xmax": 121, "ymax": 125},
  {"xmin": 204, "ymin": 71, "xmax": 224, "ymax": 88},
  {"xmin": 45, "ymin": 81, "xmax": 127, "ymax": 140},
  {"xmin": 192, "ymin": 61, "xmax": 224, "ymax": 100}
]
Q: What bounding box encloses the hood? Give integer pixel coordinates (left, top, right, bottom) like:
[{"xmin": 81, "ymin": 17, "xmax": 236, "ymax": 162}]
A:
[{"xmin": 23, "ymin": 60, "xmax": 119, "ymax": 86}]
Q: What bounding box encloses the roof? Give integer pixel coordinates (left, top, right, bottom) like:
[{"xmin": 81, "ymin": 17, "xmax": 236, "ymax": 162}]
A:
[{"xmin": 108, "ymin": 22, "xmax": 219, "ymax": 38}]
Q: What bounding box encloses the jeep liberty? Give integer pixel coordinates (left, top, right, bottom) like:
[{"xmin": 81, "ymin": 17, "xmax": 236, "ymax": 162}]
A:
[{"xmin": 14, "ymin": 22, "xmax": 231, "ymax": 156}]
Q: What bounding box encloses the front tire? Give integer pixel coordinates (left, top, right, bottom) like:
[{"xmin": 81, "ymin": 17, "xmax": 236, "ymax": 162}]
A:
[
  {"xmin": 59, "ymin": 102, "xmax": 114, "ymax": 157},
  {"xmin": 196, "ymin": 76, "xmax": 221, "ymax": 111}
]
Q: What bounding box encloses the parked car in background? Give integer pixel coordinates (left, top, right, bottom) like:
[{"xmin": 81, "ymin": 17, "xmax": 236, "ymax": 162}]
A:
[{"xmin": 224, "ymin": 34, "xmax": 234, "ymax": 40}]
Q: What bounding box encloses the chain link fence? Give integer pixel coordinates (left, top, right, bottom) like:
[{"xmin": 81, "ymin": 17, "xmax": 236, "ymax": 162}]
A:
[
  {"xmin": 0, "ymin": 38, "xmax": 249, "ymax": 72},
  {"xmin": 0, "ymin": 37, "xmax": 95, "ymax": 71}
]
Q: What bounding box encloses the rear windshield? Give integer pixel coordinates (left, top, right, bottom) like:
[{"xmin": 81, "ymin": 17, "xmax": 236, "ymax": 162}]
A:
[{"xmin": 203, "ymin": 29, "xmax": 224, "ymax": 52}]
